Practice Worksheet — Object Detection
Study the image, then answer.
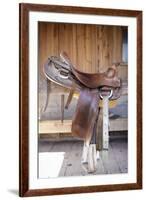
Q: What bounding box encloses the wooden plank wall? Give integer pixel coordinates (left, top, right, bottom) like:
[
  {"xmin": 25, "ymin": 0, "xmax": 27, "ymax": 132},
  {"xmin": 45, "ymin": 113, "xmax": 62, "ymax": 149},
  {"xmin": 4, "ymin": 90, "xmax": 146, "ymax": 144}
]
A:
[{"xmin": 38, "ymin": 22, "xmax": 123, "ymax": 75}]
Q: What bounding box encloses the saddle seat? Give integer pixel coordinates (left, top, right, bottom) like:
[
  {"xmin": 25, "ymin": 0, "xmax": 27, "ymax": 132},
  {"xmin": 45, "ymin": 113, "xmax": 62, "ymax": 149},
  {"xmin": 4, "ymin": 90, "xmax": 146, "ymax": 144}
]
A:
[
  {"xmin": 60, "ymin": 51, "xmax": 121, "ymax": 89},
  {"xmin": 71, "ymin": 66, "xmax": 120, "ymax": 89}
]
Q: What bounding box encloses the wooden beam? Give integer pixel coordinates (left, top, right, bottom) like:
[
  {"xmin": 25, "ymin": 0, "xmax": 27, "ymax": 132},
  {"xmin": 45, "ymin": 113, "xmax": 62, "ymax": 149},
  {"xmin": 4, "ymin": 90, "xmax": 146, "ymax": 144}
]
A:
[
  {"xmin": 39, "ymin": 118, "xmax": 127, "ymax": 134},
  {"xmin": 39, "ymin": 120, "xmax": 72, "ymax": 134},
  {"xmin": 109, "ymin": 118, "xmax": 127, "ymax": 131}
]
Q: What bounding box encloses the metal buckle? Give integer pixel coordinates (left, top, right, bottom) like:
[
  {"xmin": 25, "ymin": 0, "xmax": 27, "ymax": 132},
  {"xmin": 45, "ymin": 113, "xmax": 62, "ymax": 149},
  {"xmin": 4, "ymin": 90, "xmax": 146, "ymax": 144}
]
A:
[
  {"xmin": 99, "ymin": 89, "xmax": 113, "ymax": 99},
  {"xmin": 58, "ymin": 68, "xmax": 69, "ymax": 79}
]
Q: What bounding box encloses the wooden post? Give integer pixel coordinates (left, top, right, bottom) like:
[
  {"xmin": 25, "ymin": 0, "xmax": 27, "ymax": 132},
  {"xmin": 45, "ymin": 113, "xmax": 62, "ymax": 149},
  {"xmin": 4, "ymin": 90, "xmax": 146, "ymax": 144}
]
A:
[
  {"xmin": 61, "ymin": 94, "xmax": 65, "ymax": 123},
  {"xmin": 102, "ymin": 96, "xmax": 109, "ymax": 150}
]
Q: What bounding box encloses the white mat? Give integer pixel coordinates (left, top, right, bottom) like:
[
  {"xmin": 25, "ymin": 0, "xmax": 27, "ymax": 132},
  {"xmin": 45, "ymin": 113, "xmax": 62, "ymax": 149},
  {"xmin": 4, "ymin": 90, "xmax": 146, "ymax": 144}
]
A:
[{"xmin": 39, "ymin": 152, "xmax": 65, "ymax": 178}]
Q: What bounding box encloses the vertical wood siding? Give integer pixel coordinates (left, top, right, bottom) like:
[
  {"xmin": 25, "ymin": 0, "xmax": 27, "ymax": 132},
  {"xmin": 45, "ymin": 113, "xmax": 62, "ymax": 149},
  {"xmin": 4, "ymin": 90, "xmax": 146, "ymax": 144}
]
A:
[{"xmin": 38, "ymin": 22, "xmax": 122, "ymax": 74}]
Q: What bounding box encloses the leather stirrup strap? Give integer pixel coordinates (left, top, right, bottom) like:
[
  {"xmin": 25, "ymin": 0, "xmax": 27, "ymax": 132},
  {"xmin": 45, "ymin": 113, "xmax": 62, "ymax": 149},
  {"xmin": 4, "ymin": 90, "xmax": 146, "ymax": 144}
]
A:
[
  {"xmin": 65, "ymin": 88, "xmax": 75, "ymax": 109},
  {"xmin": 43, "ymin": 78, "xmax": 51, "ymax": 112}
]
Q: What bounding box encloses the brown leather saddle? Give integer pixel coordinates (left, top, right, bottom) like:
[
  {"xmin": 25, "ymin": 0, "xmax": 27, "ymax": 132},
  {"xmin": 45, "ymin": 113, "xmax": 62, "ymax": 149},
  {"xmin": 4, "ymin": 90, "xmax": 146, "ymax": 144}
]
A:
[{"xmin": 43, "ymin": 52, "xmax": 121, "ymax": 144}]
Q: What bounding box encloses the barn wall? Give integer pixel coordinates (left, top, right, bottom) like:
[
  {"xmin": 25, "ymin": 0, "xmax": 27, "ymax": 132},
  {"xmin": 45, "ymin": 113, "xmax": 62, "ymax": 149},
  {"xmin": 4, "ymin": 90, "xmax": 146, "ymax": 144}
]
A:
[{"xmin": 38, "ymin": 22, "xmax": 123, "ymax": 74}]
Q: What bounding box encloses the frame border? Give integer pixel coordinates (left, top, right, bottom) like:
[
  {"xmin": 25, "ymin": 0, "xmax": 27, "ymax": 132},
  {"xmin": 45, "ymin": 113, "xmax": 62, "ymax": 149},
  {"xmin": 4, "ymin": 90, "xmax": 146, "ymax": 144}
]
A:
[{"xmin": 19, "ymin": 3, "xmax": 142, "ymax": 197}]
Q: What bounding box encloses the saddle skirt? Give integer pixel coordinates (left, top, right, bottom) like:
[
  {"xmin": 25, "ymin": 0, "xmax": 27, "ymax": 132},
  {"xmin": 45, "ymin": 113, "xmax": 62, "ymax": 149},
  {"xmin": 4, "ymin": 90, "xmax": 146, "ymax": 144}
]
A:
[{"xmin": 72, "ymin": 89, "xmax": 100, "ymax": 141}]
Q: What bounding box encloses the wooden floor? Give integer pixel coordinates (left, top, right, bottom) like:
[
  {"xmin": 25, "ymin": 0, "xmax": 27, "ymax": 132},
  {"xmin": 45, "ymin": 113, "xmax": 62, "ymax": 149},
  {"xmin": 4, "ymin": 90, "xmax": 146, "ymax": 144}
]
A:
[{"xmin": 39, "ymin": 137, "xmax": 128, "ymax": 177}]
